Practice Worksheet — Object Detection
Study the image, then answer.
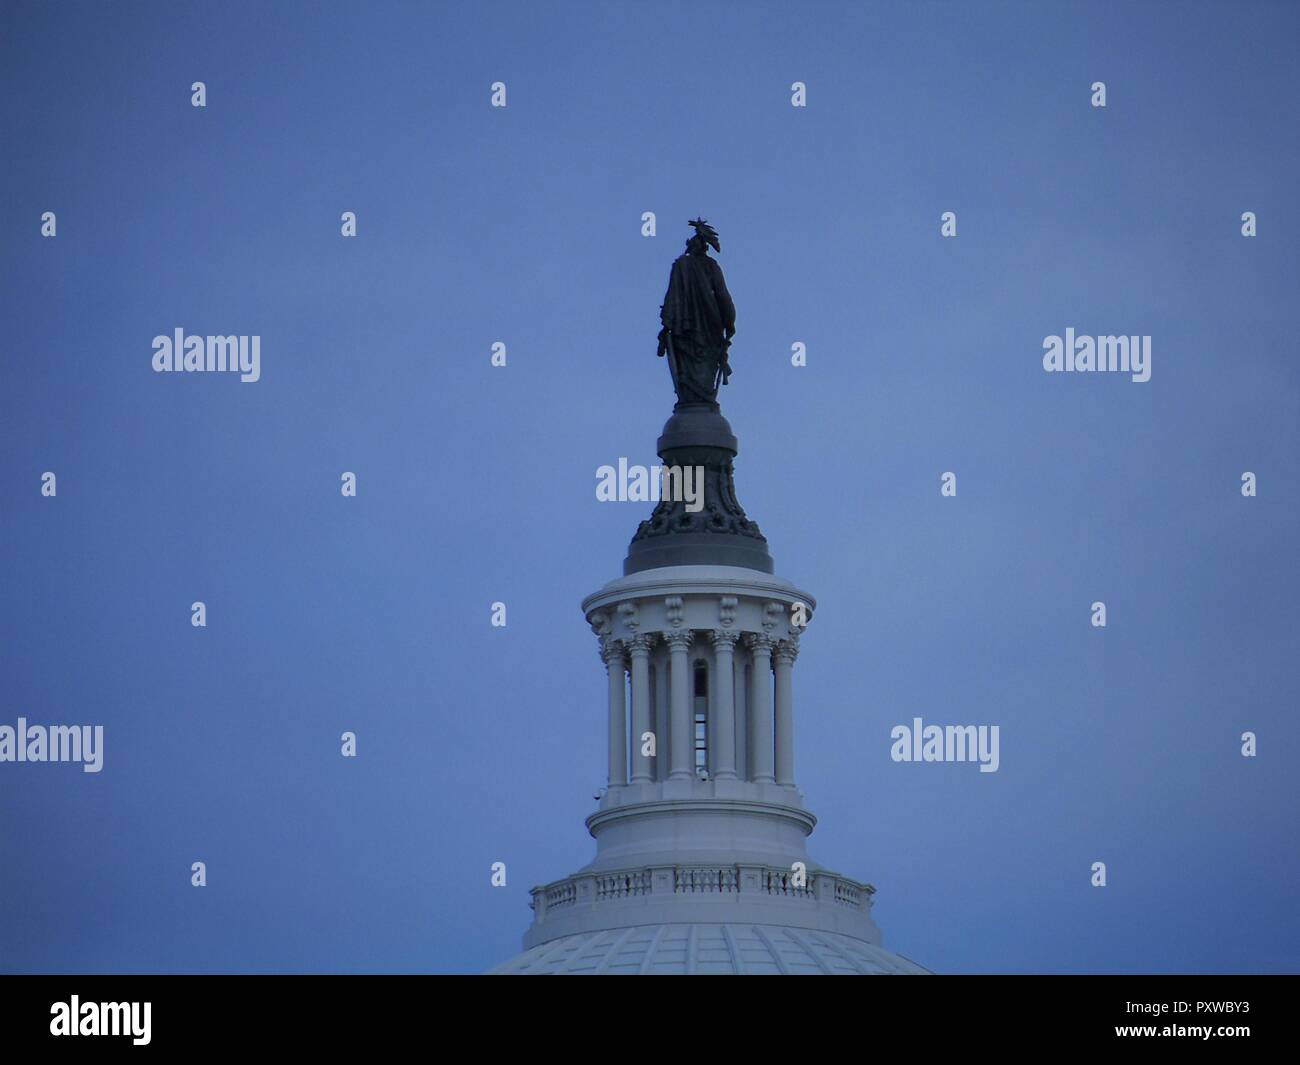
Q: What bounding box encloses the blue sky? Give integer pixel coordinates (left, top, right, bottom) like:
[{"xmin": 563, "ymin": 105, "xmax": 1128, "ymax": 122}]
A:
[{"xmin": 1, "ymin": 0, "xmax": 1297, "ymax": 973}]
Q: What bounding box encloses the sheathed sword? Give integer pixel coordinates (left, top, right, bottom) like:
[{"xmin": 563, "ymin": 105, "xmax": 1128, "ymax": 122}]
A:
[{"xmin": 714, "ymin": 335, "xmax": 732, "ymax": 393}]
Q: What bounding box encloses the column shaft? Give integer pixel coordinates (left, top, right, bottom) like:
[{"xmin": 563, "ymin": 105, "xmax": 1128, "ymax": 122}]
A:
[
  {"xmin": 604, "ymin": 641, "xmax": 627, "ymax": 787},
  {"xmin": 667, "ymin": 632, "xmax": 693, "ymax": 780},
  {"xmin": 653, "ymin": 650, "xmax": 670, "ymax": 782},
  {"xmin": 710, "ymin": 631, "xmax": 739, "ymax": 780},
  {"xmin": 733, "ymin": 652, "xmax": 748, "ymax": 780},
  {"xmin": 774, "ymin": 640, "xmax": 798, "ymax": 786},
  {"xmin": 748, "ymin": 635, "xmax": 775, "ymax": 783},
  {"xmin": 629, "ymin": 636, "xmax": 654, "ymax": 783}
]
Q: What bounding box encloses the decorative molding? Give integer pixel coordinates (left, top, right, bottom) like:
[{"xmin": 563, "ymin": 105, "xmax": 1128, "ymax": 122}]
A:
[
  {"xmin": 761, "ymin": 601, "xmax": 783, "ymax": 632},
  {"xmin": 664, "ymin": 595, "xmax": 685, "ymax": 627},
  {"xmin": 629, "ymin": 459, "xmax": 767, "ymax": 545},
  {"xmin": 719, "ymin": 595, "xmax": 738, "ymax": 627},
  {"xmin": 617, "ymin": 600, "xmax": 639, "ymax": 632},
  {"xmin": 582, "ymin": 570, "xmax": 817, "ymax": 621},
  {"xmin": 586, "ymin": 795, "xmax": 816, "ymax": 835}
]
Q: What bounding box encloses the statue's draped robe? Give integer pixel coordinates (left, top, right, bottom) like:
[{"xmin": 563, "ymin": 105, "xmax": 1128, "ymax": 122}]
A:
[{"xmin": 660, "ymin": 250, "xmax": 735, "ymax": 405}]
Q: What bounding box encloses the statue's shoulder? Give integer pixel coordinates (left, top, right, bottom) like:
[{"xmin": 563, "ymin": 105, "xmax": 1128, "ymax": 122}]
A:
[
  {"xmin": 667, "ymin": 253, "xmax": 695, "ymax": 281},
  {"xmin": 677, "ymin": 251, "xmax": 716, "ymax": 268},
  {"xmin": 699, "ymin": 254, "xmax": 725, "ymax": 278}
]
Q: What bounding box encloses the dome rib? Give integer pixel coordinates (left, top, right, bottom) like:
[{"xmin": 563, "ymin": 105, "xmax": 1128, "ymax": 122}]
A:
[{"xmin": 492, "ymin": 923, "xmax": 930, "ymax": 976}]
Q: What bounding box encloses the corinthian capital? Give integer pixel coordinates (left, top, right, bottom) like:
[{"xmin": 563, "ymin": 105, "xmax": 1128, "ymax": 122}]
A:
[
  {"xmin": 664, "ymin": 630, "xmax": 694, "ymax": 653},
  {"xmin": 710, "ymin": 629, "xmax": 740, "ymax": 652},
  {"xmin": 600, "ymin": 637, "xmax": 626, "ymax": 668},
  {"xmin": 745, "ymin": 632, "xmax": 775, "ymax": 655},
  {"xmin": 627, "ymin": 633, "xmax": 657, "ymax": 656},
  {"xmin": 774, "ymin": 636, "xmax": 800, "ymax": 665}
]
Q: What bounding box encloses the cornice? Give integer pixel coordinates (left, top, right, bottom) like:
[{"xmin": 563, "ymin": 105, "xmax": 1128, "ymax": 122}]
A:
[{"xmin": 582, "ymin": 565, "xmax": 817, "ymax": 616}]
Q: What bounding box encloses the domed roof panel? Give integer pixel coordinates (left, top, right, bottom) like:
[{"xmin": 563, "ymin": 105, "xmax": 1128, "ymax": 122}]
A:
[{"xmin": 491, "ymin": 923, "xmax": 929, "ymax": 975}]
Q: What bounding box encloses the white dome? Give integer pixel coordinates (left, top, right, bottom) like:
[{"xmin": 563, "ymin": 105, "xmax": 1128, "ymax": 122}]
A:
[{"xmin": 491, "ymin": 923, "xmax": 929, "ymax": 975}]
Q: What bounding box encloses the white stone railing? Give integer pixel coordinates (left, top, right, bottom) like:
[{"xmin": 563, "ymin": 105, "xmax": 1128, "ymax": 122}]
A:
[
  {"xmin": 595, "ymin": 870, "xmax": 653, "ymax": 900},
  {"xmin": 530, "ymin": 863, "xmax": 874, "ymax": 924},
  {"xmin": 834, "ymin": 878, "xmax": 865, "ymax": 907},
  {"xmin": 675, "ymin": 866, "xmax": 739, "ymax": 893},
  {"xmin": 543, "ymin": 881, "xmax": 578, "ymax": 910},
  {"xmin": 761, "ymin": 868, "xmax": 814, "ymax": 898}
]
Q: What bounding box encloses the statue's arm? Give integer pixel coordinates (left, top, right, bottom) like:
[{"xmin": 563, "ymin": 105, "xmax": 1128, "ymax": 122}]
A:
[{"xmin": 712, "ymin": 263, "xmax": 736, "ymax": 337}]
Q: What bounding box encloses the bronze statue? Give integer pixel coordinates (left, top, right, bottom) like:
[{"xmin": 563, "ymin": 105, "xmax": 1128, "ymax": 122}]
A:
[
  {"xmin": 628, "ymin": 219, "xmax": 770, "ymax": 574},
  {"xmin": 657, "ymin": 219, "xmax": 736, "ymax": 407}
]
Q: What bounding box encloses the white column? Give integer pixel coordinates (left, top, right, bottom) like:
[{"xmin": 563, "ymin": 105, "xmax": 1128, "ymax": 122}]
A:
[
  {"xmin": 774, "ymin": 638, "xmax": 798, "ymax": 787},
  {"xmin": 653, "ymin": 648, "xmax": 670, "ymax": 782},
  {"xmin": 733, "ymin": 650, "xmax": 748, "ymax": 781},
  {"xmin": 710, "ymin": 630, "xmax": 739, "ymax": 780},
  {"xmin": 603, "ymin": 639, "xmax": 627, "ymax": 787},
  {"xmin": 747, "ymin": 634, "xmax": 775, "ymax": 784},
  {"xmin": 628, "ymin": 634, "xmax": 655, "ymax": 783},
  {"xmin": 666, "ymin": 631, "xmax": 694, "ymax": 780}
]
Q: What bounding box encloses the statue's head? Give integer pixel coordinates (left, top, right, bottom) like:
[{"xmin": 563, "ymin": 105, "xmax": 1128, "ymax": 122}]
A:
[{"xmin": 687, "ymin": 218, "xmax": 720, "ymax": 255}]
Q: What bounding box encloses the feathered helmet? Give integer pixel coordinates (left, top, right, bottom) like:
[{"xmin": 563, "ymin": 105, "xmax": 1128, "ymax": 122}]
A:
[{"xmin": 688, "ymin": 217, "xmax": 720, "ymax": 253}]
